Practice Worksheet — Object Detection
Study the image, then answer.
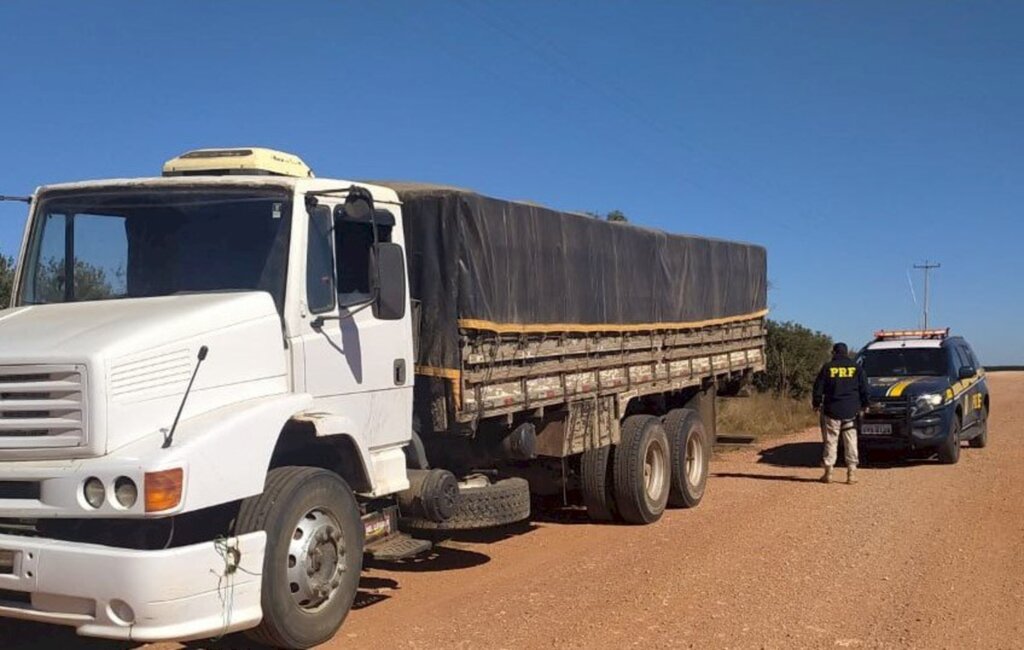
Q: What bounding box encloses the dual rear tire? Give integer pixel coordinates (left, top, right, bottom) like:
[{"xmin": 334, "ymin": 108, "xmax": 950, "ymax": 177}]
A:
[{"xmin": 581, "ymin": 409, "xmax": 710, "ymax": 525}]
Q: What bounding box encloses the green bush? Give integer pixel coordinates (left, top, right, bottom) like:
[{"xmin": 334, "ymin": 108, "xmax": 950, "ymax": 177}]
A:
[
  {"xmin": 0, "ymin": 255, "xmax": 13, "ymax": 308},
  {"xmin": 755, "ymin": 319, "xmax": 833, "ymax": 398}
]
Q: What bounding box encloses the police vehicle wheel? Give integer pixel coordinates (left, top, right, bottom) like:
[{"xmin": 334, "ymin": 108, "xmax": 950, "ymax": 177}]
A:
[
  {"xmin": 937, "ymin": 416, "xmax": 962, "ymax": 465},
  {"xmin": 613, "ymin": 415, "xmax": 671, "ymax": 525},
  {"xmin": 581, "ymin": 445, "xmax": 616, "ymax": 521},
  {"xmin": 236, "ymin": 467, "xmax": 364, "ymax": 650},
  {"xmin": 969, "ymin": 405, "xmax": 989, "ymax": 448},
  {"xmin": 663, "ymin": 408, "xmax": 709, "ymax": 508}
]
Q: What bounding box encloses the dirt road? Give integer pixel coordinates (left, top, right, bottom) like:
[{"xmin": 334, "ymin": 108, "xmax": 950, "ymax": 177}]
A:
[{"xmin": 5, "ymin": 372, "xmax": 1023, "ymax": 649}]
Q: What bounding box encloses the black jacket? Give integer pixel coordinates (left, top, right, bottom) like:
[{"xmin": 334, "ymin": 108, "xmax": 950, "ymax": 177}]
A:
[{"xmin": 812, "ymin": 355, "xmax": 870, "ymax": 420}]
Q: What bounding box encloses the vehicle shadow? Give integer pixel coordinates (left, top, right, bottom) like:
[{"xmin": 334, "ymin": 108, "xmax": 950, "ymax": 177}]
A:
[
  {"xmin": 758, "ymin": 441, "xmax": 941, "ymax": 469},
  {"xmin": 712, "ymin": 471, "xmax": 821, "ymax": 484},
  {"xmin": 364, "ymin": 543, "xmax": 492, "ymax": 574}
]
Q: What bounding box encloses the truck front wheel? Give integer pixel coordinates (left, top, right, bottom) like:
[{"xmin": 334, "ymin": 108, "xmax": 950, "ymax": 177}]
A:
[
  {"xmin": 236, "ymin": 467, "xmax": 364, "ymax": 649},
  {"xmin": 613, "ymin": 415, "xmax": 671, "ymax": 524}
]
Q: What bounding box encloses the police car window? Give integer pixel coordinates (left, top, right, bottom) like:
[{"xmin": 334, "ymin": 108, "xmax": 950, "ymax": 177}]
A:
[
  {"xmin": 861, "ymin": 348, "xmax": 946, "ymax": 377},
  {"xmin": 953, "ymin": 345, "xmax": 972, "ymax": 371},
  {"xmin": 964, "ymin": 345, "xmax": 980, "ymax": 368}
]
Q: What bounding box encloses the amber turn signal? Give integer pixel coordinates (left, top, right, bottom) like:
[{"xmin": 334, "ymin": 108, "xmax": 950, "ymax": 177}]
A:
[{"xmin": 144, "ymin": 468, "xmax": 184, "ymax": 513}]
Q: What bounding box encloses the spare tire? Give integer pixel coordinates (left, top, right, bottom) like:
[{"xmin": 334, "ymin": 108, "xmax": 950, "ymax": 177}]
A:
[{"xmin": 402, "ymin": 477, "xmax": 531, "ymax": 530}]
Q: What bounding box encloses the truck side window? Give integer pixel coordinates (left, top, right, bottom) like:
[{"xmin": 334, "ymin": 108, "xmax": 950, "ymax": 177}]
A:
[
  {"xmin": 306, "ymin": 211, "xmax": 336, "ymax": 314},
  {"xmin": 335, "ymin": 211, "xmax": 393, "ymax": 307}
]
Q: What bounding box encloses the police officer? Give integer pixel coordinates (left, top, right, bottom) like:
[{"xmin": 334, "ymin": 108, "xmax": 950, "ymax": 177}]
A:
[{"xmin": 812, "ymin": 342, "xmax": 869, "ymax": 484}]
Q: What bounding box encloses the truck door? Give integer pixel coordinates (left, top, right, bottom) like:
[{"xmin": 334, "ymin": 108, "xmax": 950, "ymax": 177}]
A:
[{"xmin": 298, "ymin": 200, "xmax": 414, "ymax": 457}]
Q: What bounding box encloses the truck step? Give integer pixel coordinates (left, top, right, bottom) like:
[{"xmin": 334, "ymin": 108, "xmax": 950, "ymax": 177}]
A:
[{"xmin": 366, "ymin": 533, "xmax": 432, "ymax": 561}]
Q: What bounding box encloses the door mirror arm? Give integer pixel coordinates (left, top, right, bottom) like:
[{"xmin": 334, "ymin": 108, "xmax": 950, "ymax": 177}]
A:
[{"xmin": 310, "ymin": 296, "xmax": 377, "ymax": 329}]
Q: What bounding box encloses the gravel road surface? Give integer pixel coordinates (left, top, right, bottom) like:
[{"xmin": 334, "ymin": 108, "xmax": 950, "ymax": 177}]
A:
[{"xmin": 4, "ymin": 372, "xmax": 1022, "ymax": 649}]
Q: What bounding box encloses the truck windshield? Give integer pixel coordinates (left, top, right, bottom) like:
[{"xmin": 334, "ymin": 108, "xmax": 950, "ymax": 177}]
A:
[
  {"xmin": 860, "ymin": 348, "xmax": 948, "ymax": 378},
  {"xmin": 19, "ymin": 187, "xmax": 292, "ymax": 312}
]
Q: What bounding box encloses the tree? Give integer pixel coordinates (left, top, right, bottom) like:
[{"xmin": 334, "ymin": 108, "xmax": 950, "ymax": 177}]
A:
[
  {"xmin": 0, "ymin": 255, "xmax": 13, "ymax": 308},
  {"xmin": 583, "ymin": 210, "xmax": 629, "ymax": 223},
  {"xmin": 755, "ymin": 320, "xmax": 833, "ymax": 398},
  {"xmin": 0, "ymin": 256, "xmax": 120, "ymax": 306}
]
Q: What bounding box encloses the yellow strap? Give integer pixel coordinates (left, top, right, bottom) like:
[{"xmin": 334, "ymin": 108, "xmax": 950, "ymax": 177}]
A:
[{"xmin": 457, "ymin": 308, "xmax": 769, "ymax": 335}]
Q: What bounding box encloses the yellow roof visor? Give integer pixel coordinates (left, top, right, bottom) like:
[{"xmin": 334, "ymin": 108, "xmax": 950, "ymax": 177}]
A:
[{"xmin": 162, "ymin": 147, "xmax": 314, "ymax": 178}]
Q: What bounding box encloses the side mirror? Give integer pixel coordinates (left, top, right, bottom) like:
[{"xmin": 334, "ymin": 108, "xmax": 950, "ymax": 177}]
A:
[
  {"xmin": 370, "ymin": 242, "xmax": 406, "ymax": 321},
  {"xmin": 338, "ymin": 187, "xmax": 374, "ymax": 222},
  {"xmin": 958, "ymin": 366, "xmax": 976, "ymax": 380}
]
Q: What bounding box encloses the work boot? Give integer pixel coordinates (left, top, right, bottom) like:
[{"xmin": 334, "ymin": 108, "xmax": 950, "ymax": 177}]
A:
[
  {"xmin": 820, "ymin": 466, "xmax": 833, "ymax": 484},
  {"xmin": 847, "ymin": 467, "xmax": 858, "ymax": 485}
]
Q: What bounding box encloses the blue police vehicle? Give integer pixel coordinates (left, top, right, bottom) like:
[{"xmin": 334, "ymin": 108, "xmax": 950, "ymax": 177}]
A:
[{"xmin": 857, "ymin": 329, "xmax": 989, "ymax": 464}]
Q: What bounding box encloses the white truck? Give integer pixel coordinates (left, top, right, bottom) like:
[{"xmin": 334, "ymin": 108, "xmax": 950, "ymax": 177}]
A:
[{"xmin": 0, "ymin": 148, "xmax": 767, "ymax": 648}]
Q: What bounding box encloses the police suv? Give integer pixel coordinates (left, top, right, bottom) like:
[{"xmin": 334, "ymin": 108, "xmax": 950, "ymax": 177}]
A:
[{"xmin": 858, "ymin": 329, "xmax": 989, "ymax": 464}]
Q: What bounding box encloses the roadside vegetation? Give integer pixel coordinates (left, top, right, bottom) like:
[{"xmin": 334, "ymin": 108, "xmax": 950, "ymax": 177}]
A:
[
  {"xmin": 0, "ymin": 255, "xmax": 13, "ymax": 306},
  {"xmin": 718, "ymin": 320, "xmax": 834, "ymax": 438}
]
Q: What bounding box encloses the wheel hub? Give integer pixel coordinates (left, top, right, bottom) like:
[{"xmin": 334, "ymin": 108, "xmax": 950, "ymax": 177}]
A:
[
  {"xmin": 644, "ymin": 439, "xmax": 667, "ymax": 501},
  {"xmin": 287, "ymin": 508, "xmax": 346, "ymax": 610},
  {"xmin": 685, "ymin": 431, "xmax": 704, "ymax": 486}
]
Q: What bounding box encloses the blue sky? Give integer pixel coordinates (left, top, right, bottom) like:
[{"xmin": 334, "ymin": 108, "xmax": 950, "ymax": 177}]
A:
[{"xmin": 1, "ymin": 2, "xmax": 1021, "ymax": 363}]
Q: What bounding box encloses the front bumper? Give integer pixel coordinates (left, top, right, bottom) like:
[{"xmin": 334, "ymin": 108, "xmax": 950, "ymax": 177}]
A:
[
  {"xmin": 861, "ymin": 405, "xmax": 951, "ymax": 449},
  {"xmin": 0, "ymin": 531, "xmax": 265, "ymax": 642}
]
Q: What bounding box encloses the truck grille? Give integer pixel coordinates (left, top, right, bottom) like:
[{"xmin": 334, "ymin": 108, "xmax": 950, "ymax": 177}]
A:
[{"xmin": 0, "ymin": 365, "xmax": 88, "ymax": 449}]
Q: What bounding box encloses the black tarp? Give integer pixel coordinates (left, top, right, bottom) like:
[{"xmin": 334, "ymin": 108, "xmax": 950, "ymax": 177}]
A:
[{"xmin": 381, "ymin": 184, "xmax": 767, "ymax": 372}]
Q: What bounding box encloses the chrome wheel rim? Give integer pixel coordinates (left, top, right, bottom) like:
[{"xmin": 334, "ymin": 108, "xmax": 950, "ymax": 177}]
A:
[
  {"xmin": 686, "ymin": 430, "xmax": 704, "ymax": 486},
  {"xmin": 287, "ymin": 508, "xmax": 346, "ymax": 610},
  {"xmin": 643, "ymin": 438, "xmax": 668, "ymax": 501}
]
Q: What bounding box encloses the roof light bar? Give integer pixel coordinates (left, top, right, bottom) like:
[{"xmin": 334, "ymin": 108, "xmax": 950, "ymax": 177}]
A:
[{"xmin": 874, "ymin": 328, "xmax": 949, "ymax": 341}]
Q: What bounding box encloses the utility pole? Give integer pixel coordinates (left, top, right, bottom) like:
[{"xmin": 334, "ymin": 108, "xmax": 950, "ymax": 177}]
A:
[{"xmin": 913, "ymin": 260, "xmax": 941, "ymax": 329}]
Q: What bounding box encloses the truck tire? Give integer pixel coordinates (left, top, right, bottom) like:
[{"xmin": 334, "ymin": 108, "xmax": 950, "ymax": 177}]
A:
[
  {"xmin": 969, "ymin": 406, "xmax": 989, "ymax": 448},
  {"xmin": 235, "ymin": 467, "xmax": 364, "ymax": 650},
  {"xmin": 581, "ymin": 445, "xmax": 616, "ymax": 521},
  {"xmin": 663, "ymin": 408, "xmax": 709, "ymax": 508},
  {"xmin": 937, "ymin": 415, "xmax": 962, "ymax": 465},
  {"xmin": 402, "ymin": 477, "xmax": 531, "ymax": 530},
  {"xmin": 613, "ymin": 415, "xmax": 671, "ymax": 525}
]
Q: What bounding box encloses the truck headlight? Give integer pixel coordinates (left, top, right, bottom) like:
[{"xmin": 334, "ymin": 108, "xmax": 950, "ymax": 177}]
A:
[
  {"xmin": 114, "ymin": 477, "xmax": 139, "ymax": 508},
  {"xmin": 913, "ymin": 393, "xmax": 945, "ymax": 416},
  {"xmin": 83, "ymin": 477, "xmax": 106, "ymax": 509}
]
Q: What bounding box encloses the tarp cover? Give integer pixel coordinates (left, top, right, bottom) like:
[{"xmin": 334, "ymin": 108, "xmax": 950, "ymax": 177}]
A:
[{"xmin": 383, "ymin": 184, "xmax": 767, "ymax": 372}]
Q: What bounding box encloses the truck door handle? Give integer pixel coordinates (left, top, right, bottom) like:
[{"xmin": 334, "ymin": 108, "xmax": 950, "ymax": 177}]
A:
[{"xmin": 394, "ymin": 359, "xmax": 407, "ymax": 386}]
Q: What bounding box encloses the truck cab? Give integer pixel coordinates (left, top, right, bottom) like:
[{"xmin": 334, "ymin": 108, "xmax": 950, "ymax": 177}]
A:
[
  {"xmin": 0, "ymin": 148, "xmax": 431, "ymax": 647},
  {"xmin": 859, "ymin": 329, "xmax": 990, "ymax": 463}
]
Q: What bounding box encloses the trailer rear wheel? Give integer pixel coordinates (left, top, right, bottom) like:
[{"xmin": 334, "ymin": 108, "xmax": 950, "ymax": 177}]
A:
[
  {"xmin": 581, "ymin": 445, "xmax": 616, "ymax": 521},
  {"xmin": 663, "ymin": 408, "xmax": 709, "ymax": 508},
  {"xmin": 236, "ymin": 467, "xmax": 363, "ymax": 650},
  {"xmin": 613, "ymin": 415, "xmax": 671, "ymax": 524}
]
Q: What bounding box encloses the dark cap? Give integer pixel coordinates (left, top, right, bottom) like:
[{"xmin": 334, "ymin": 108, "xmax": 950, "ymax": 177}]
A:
[{"xmin": 832, "ymin": 342, "xmax": 849, "ymax": 357}]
